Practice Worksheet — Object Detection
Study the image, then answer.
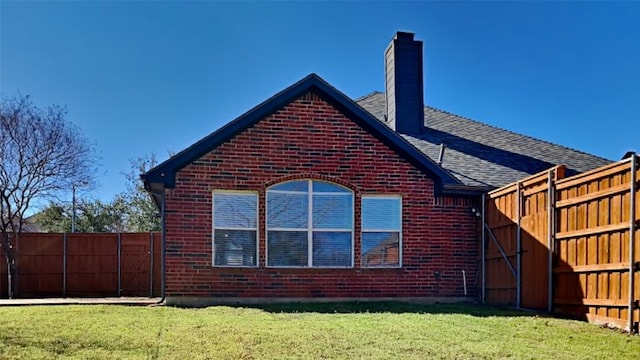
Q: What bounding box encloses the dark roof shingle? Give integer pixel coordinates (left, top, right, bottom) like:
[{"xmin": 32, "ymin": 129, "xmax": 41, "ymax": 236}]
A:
[{"xmin": 356, "ymin": 91, "xmax": 611, "ymax": 188}]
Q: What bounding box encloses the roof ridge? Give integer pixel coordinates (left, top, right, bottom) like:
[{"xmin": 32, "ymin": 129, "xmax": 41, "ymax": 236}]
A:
[{"xmin": 424, "ymin": 104, "xmax": 612, "ymax": 162}]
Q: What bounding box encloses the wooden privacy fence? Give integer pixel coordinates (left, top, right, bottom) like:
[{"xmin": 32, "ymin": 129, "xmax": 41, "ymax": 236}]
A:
[
  {"xmin": 0, "ymin": 232, "xmax": 161, "ymax": 298},
  {"xmin": 483, "ymin": 155, "xmax": 639, "ymax": 333}
]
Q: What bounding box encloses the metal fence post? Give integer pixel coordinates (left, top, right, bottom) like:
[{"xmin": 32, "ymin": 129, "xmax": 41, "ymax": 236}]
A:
[
  {"xmin": 150, "ymin": 232, "xmax": 154, "ymax": 298},
  {"xmin": 117, "ymin": 233, "xmax": 121, "ymax": 297},
  {"xmin": 63, "ymin": 233, "xmax": 67, "ymax": 298}
]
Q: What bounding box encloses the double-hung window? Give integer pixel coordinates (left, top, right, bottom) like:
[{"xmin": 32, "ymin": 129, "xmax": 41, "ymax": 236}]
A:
[
  {"xmin": 361, "ymin": 195, "xmax": 402, "ymax": 267},
  {"xmin": 212, "ymin": 191, "xmax": 258, "ymax": 267},
  {"xmin": 266, "ymin": 180, "xmax": 353, "ymax": 267}
]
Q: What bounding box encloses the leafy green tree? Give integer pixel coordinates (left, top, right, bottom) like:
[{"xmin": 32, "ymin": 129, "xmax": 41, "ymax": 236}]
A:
[
  {"xmin": 35, "ymin": 199, "xmax": 126, "ymax": 233},
  {"xmin": 33, "ymin": 202, "xmax": 72, "ymax": 233},
  {"xmin": 75, "ymin": 200, "xmax": 126, "ymax": 233}
]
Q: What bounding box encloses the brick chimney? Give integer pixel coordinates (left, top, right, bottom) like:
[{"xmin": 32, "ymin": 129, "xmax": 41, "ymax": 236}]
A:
[{"xmin": 385, "ymin": 32, "xmax": 425, "ymax": 134}]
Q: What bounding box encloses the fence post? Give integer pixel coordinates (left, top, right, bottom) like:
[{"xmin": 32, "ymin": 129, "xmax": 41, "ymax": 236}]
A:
[
  {"xmin": 63, "ymin": 233, "xmax": 67, "ymax": 298},
  {"xmin": 117, "ymin": 233, "xmax": 121, "ymax": 297},
  {"xmin": 629, "ymin": 154, "xmax": 637, "ymax": 333},
  {"xmin": 150, "ymin": 232, "xmax": 154, "ymax": 298},
  {"xmin": 516, "ymin": 181, "xmax": 522, "ymax": 309},
  {"xmin": 481, "ymin": 193, "xmax": 486, "ymax": 304},
  {"xmin": 15, "ymin": 234, "xmax": 18, "ymax": 298},
  {"xmin": 547, "ymin": 169, "xmax": 556, "ymax": 313}
]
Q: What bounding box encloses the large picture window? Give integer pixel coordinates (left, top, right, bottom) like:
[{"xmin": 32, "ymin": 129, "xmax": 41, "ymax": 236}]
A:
[
  {"xmin": 266, "ymin": 180, "xmax": 353, "ymax": 267},
  {"xmin": 212, "ymin": 191, "xmax": 258, "ymax": 267},
  {"xmin": 361, "ymin": 195, "xmax": 402, "ymax": 268}
]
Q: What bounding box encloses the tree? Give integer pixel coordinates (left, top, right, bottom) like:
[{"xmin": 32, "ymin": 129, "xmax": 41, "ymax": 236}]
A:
[
  {"xmin": 115, "ymin": 154, "xmax": 160, "ymax": 232},
  {"xmin": 36, "ymin": 200, "xmax": 126, "ymax": 233},
  {"xmin": 0, "ymin": 95, "xmax": 95, "ymax": 298},
  {"xmin": 74, "ymin": 200, "xmax": 126, "ymax": 232},
  {"xmin": 33, "ymin": 202, "xmax": 71, "ymax": 233},
  {"xmin": 33, "ymin": 155, "xmax": 160, "ymax": 234}
]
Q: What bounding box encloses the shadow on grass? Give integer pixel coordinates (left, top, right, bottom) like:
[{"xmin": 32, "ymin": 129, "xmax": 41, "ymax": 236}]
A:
[{"xmin": 230, "ymin": 301, "xmax": 532, "ymax": 317}]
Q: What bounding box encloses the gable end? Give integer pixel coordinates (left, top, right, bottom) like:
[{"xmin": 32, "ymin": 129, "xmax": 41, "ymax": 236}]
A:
[{"xmin": 142, "ymin": 74, "xmax": 461, "ymax": 196}]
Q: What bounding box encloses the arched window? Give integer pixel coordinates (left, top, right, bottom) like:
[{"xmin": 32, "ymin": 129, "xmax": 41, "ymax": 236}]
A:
[{"xmin": 266, "ymin": 180, "xmax": 353, "ymax": 268}]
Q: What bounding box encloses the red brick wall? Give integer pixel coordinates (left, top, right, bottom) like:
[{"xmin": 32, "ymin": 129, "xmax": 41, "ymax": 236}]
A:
[{"xmin": 165, "ymin": 91, "xmax": 479, "ymax": 298}]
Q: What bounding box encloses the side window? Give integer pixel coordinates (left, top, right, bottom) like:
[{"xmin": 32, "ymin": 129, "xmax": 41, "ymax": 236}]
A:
[
  {"xmin": 361, "ymin": 196, "xmax": 402, "ymax": 268},
  {"xmin": 266, "ymin": 180, "xmax": 354, "ymax": 268},
  {"xmin": 212, "ymin": 191, "xmax": 258, "ymax": 267}
]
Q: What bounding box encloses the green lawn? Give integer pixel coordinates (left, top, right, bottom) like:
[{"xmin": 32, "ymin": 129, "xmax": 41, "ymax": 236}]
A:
[{"xmin": 0, "ymin": 302, "xmax": 638, "ymax": 359}]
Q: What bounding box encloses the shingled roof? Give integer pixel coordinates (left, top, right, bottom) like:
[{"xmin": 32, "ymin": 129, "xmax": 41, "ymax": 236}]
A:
[{"xmin": 357, "ymin": 91, "xmax": 611, "ymax": 188}]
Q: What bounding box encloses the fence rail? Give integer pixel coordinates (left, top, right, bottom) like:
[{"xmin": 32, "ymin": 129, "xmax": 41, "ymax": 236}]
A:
[
  {"xmin": 0, "ymin": 232, "xmax": 161, "ymax": 298},
  {"xmin": 483, "ymin": 155, "xmax": 639, "ymax": 333}
]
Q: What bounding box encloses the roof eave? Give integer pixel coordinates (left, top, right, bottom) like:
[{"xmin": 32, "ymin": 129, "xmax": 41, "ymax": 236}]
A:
[
  {"xmin": 141, "ymin": 175, "xmax": 166, "ymax": 209},
  {"xmin": 440, "ymin": 184, "xmax": 495, "ymax": 197}
]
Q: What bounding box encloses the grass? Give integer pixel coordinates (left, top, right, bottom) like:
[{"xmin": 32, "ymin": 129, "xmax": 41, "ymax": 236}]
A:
[{"xmin": 0, "ymin": 302, "xmax": 638, "ymax": 359}]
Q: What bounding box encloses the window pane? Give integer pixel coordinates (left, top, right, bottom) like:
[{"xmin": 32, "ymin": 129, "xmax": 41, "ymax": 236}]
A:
[
  {"xmin": 267, "ymin": 231, "xmax": 308, "ymax": 266},
  {"xmin": 362, "ymin": 197, "xmax": 401, "ymax": 230},
  {"xmin": 214, "ymin": 230, "xmax": 257, "ymax": 266},
  {"xmin": 312, "ymin": 181, "xmax": 349, "ymax": 193},
  {"xmin": 312, "ymin": 232, "xmax": 352, "ymax": 267},
  {"xmin": 214, "ymin": 193, "xmax": 257, "ymax": 228},
  {"xmin": 362, "ymin": 232, "xmax": 400, "ymax": 267},
  {"xmin": 270, "ymin": 180, "xmax": 308, "ymax": 192},
  {"xmin": 267, "ymin": 192, "xmax": 308, "ymax": 229},
  {"xmin": 313, "ymin": 194, "xmax": 352, "ymax": 229}
]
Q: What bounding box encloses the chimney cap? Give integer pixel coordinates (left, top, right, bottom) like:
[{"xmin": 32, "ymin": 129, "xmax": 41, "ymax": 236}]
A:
[{"xmin": 394, "ymin": 32, "xmax": 416, "ymax": 41}]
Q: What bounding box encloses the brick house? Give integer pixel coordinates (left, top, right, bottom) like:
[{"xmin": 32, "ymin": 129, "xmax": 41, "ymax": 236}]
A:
[{"xmin": 143, "ymin": 32, "xmax": 609, "ymax": 306}]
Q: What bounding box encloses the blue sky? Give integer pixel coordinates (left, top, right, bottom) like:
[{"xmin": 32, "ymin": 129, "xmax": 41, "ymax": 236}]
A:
[{"xmin": 1, "ymin": 1, "xmax": 639, "ymax": 204}]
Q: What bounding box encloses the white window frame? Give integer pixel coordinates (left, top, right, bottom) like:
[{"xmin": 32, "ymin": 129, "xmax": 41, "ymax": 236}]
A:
[
  {"xmin": 266, "ymin": 179, "xmax": 354, "ymax": 268},
  {"xmin": 361, "ymin": 194, "xmax": 402, "ymax": 268},
  {"xmin": 212, "ymin": 190, "xmax": 259, "ymax": 268}
]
